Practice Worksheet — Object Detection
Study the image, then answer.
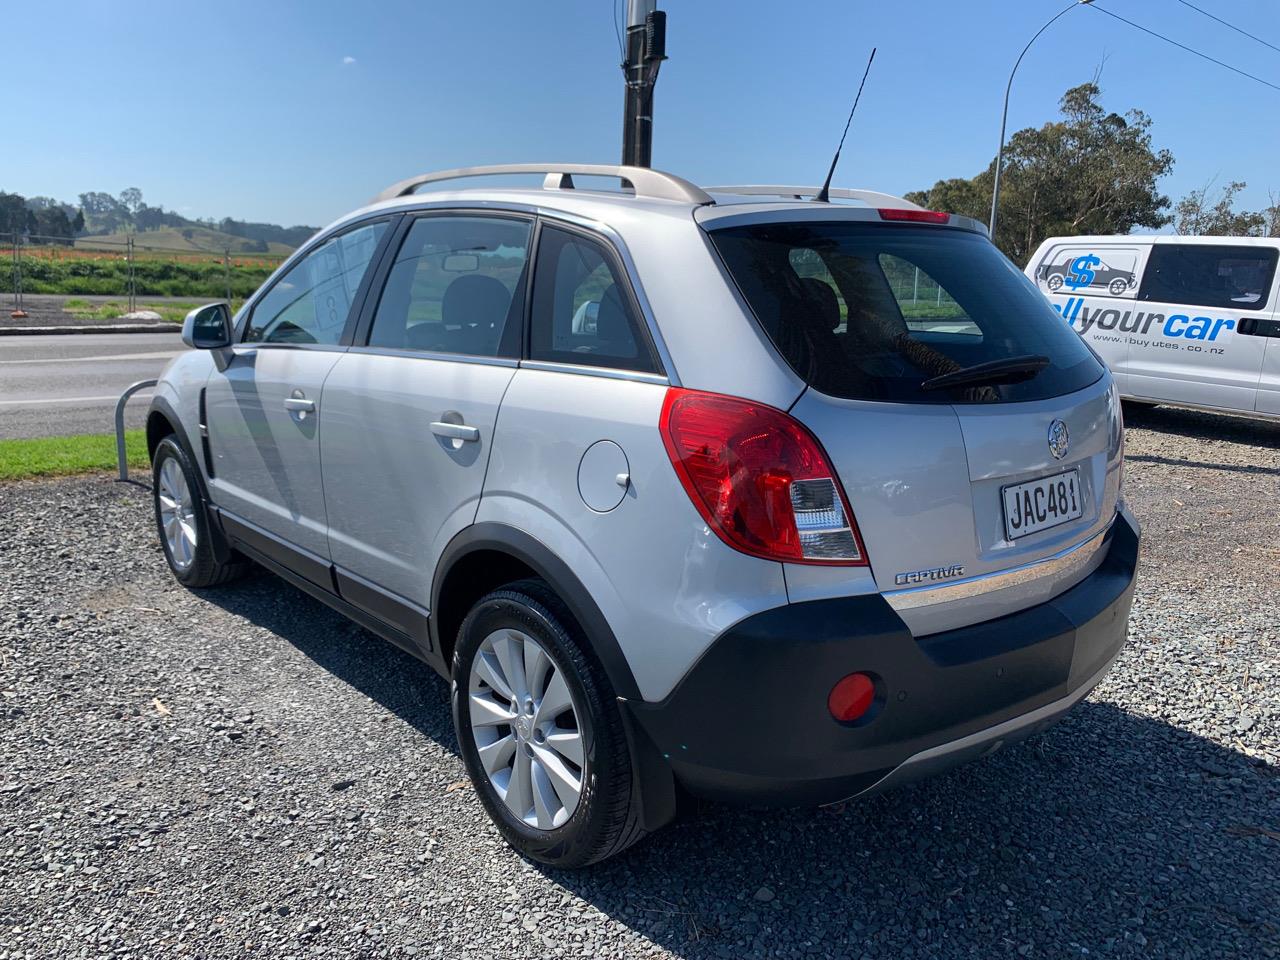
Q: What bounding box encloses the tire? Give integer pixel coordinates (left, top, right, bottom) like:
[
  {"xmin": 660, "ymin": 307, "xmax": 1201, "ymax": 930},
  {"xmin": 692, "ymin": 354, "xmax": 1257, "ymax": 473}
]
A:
[
  {"xmin": 1108, "ymin": 278, "xmax": 1128, "ymax": 296},
  {"xmin": 151, "ymin": 435, "xmax": 247, "ymax": 588},
  {"xmin": 1046, "ymin": 274, "xmax": 1064, "ymax": 291},
  {"xmin": 452, "ymin": 579, "xmax": 645, "ymax": 868}
]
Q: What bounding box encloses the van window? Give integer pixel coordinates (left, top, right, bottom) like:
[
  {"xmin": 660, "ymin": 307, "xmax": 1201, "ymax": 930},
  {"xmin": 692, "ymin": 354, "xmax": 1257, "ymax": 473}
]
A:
[
  {"xmin": 367, "ymin": 215, "xmax": 531, "ymax": 357},
  {"xmin": 1138, "ymin": 244, "xmax": 1278, "ymax": 310},
  {"xmin": 528, "ymin": 226, "xmax": 659, "ymax": 373},
  {"xmin": 246, "ymin": 221, "xmax": 388, "ymax": 344},
  {"xmin": 1034, "ymin": 246, "xmax": 1140, "ymax": 299},
  {"xmin": 708, "ymin": 221, "xmax": 1104, "ymax": 404}
]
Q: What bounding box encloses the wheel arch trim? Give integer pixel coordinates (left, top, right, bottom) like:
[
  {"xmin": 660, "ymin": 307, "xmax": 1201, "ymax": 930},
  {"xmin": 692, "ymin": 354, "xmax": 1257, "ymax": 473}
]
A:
[{"xmin": 431, "ymin": 522, "xmax": 642, "ymax": 702}]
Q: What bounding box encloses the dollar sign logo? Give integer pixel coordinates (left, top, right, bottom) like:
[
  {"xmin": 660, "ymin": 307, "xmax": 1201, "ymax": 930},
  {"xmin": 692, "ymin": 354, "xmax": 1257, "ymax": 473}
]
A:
[{"xmin": 1067, "ymin": 254, "xmax": 1100, "ymax": 290}]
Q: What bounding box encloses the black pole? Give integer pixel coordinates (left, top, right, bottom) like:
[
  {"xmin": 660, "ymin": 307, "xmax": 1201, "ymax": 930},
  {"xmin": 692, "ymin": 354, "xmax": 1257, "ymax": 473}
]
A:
[{"xmin": 622, "ymin": 3, "xmax": 666, "ymax": 168}]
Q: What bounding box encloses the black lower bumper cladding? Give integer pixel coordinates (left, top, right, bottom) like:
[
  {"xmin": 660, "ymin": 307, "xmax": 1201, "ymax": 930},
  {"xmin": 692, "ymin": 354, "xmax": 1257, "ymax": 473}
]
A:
[{"xmin": 626, "ymin": 509, "xmax": 1140, "ymax": 805}]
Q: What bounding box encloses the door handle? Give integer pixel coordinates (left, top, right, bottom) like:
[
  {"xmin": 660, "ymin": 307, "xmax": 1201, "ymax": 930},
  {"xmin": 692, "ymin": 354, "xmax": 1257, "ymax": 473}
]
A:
[
  {"xmin": 283, "ymin": 397, "xmax": 316, "ymax": 413},
  {"xmin": 430, "ymin": 421, "xmax": 480, "ymax": 442},
  {"xmin": 1239, "ymin": 317, "xmax": 1280, "ymax": 338}
]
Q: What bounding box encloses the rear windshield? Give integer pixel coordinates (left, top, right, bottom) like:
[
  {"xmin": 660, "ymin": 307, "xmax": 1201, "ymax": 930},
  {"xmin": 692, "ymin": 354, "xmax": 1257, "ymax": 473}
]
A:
[{"xmin": 707, "ymin": 221, "xmax": 1104, "ymax": 404}]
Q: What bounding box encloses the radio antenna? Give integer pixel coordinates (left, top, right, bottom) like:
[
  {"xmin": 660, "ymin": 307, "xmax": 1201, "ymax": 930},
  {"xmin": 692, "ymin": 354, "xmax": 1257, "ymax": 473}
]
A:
[{"xmin": 814, "ymin": 47, "xmax": 876, "ymax": 203}]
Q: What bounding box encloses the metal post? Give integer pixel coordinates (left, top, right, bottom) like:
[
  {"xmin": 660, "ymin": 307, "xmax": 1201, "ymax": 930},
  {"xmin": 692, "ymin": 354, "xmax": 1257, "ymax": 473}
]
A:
[
  {"xmin": 912, "ymin": 267, "xmax": 919, "ymax": 303},
  {"xmin": 10, "ymin": 233, "xmax": 25, "ymax": 317},
  {"xmin": 989, "ymin": 1, "xmax": 1091, "ymax": 238},
  {"xmin": 621, "ymin": 0, "xmax": 666, "ymax": 168},
  {"xmin": 125, "ymin": 236, "xmax": 136, "ymax": 314},
  {"xmin": 115, "ymin": 379, "xmax": 158, "ymax": 482}
]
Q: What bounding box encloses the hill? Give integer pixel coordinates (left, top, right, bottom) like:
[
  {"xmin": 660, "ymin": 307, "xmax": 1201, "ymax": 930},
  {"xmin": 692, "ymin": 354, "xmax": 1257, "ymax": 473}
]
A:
[{"xmin": 74, "ymin": 226, "xmax": 298, "ymax": 257}]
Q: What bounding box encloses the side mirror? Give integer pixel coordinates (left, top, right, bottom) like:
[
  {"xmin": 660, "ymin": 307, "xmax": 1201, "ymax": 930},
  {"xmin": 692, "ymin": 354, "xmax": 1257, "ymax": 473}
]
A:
[{"xmin": 182, "ymin": 302, "xmax": 233, "ymax": 350}]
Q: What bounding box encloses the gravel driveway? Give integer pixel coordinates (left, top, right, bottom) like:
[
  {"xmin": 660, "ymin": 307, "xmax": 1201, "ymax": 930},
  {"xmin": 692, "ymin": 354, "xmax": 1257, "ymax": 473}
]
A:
[{"xmin": 1, "ymin": 405, "xmax": 1277, "ymax": 959}]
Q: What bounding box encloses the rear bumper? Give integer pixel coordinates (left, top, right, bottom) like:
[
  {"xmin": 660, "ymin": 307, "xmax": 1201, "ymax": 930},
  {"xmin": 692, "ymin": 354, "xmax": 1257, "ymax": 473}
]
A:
[{"xmin": 624, "ymin": 507, "xmax": 1140, "ymax": 806}]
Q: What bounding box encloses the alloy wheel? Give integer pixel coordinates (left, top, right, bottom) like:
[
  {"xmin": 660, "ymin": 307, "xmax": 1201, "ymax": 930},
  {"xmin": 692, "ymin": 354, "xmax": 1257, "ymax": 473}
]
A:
[
  {"xmin": 467, "ymin": 628, "xmax": 585, "ymax": 829},
  {"xmin": 157, "ymin": 458, "xmax": 197, "ymax": 572}
]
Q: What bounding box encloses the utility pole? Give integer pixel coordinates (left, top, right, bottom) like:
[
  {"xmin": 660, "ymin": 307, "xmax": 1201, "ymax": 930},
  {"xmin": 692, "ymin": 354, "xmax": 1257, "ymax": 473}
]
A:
[{"xmin": 621, "ymin": 0, "xmax": 667, "ymax": 168}]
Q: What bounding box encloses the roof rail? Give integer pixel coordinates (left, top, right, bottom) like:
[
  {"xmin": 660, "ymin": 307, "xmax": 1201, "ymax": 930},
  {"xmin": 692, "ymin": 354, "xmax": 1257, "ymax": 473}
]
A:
[
  {"xmin": 704, "ymin": 185, "xmax": 924, "ymax": 211},
  {"xmin": 371, "ymin": 164, "xmax": 713, "ymax": 206}
]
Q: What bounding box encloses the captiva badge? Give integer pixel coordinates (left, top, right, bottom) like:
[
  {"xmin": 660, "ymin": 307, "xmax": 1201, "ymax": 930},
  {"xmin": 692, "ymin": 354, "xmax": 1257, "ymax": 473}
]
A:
[{"xmin": 1048, "ymin": 419, "xmax": 1070, "ymax": 460}]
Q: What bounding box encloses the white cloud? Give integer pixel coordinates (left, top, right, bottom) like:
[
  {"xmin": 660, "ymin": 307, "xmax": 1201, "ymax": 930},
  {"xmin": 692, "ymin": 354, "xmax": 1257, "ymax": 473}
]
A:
[{"xmin": 341, "ymin": 55, "xmax": 357, "ymax": 65}]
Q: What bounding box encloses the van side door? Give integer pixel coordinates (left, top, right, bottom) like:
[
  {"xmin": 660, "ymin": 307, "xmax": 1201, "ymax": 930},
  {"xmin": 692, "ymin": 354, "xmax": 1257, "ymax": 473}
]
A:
[
  {"xmin": 317, "ymin": 213, "xmax": 532, "ymax": 640},
  {"xmin": 1251, "ymin": 247, "xmax": 1280, "ymax": 416},
  {"xmin": 203, "ymin": 219, "xmax": 392, "ymax": 566},
  {"xmin": 1129, "ymin": 242, "xmax": 1277, "ymax": 413}
]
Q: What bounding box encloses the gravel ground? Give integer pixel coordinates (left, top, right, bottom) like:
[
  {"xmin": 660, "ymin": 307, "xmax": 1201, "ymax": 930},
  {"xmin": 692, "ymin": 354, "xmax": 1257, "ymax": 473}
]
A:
[{"xmin": 1, "ymin": 404, "xmax": 1277, "ymax": 959}]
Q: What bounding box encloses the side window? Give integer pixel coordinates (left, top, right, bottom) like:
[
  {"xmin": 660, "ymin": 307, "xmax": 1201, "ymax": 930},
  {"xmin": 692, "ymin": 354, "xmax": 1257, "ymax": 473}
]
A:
[
  {"xmin": 367, "ymin": 215, "xmax": 532, "ymax": 357},
  {"xmin": 246, "ymin": 221, "xmax": 387, "ymax": 344},
  {"xmin": 1035, "ymin": 245, "xmax": 1140, "ymax": 299},
  {"xmin": 879, "ymin": 253, "xmax": 980, "ymax": 336},
  {"xmin": 528, "ymin": 226, "xmax": 659, "ymax": 373},
  {"xmin": 1139, "ymin": 244, "xmax": 1278, "ymax": 310}
]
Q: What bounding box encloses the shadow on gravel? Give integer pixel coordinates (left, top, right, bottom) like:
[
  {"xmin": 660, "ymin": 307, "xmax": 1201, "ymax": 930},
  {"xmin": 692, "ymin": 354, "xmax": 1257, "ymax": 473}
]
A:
[
  {"xmin": 199, "ymin": 568, "xmax": 1279, "ymax": 958},
  {"xmin": 1124, "ymin": 453, "xmax": 1280, "ymax": 477},
  {"xmin": 1122, "ymin": 402, "xmax": 1280, "ymax": 448}
]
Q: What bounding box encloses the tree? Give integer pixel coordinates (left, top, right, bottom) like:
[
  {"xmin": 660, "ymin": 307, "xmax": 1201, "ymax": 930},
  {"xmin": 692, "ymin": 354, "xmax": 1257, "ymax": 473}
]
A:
[
  {"xmin": 0, "ymin": 192, "xmax": 37, "ymax": 237},
  {"xmin": 71, "ymin": 209, "xmax": 85, "ymax": 235},
  {"xmin": 34, "ymin": 206, "xmax": 74, "ymax": 244},
  {"xmin": 118, "ymin": 187, "xmax": 144, "ymax": 217},
  {"xmin": 906, "ymin": 83, "xmax": 1174, "ymax": 265},
  {"xmin": 1175, "ymin": 180, "xmax": 1272, "ymax": 237}
]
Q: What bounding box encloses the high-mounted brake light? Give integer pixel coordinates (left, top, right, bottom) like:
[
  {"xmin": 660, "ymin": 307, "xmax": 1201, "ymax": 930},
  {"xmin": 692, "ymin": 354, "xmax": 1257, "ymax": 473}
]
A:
[
  {"xmin": 878, "ymin": 208, "xmax": 950, "ymax": 224},
  {"xmin": 659, "ymin": 388, "xmax": 868, "ymax": 566}
]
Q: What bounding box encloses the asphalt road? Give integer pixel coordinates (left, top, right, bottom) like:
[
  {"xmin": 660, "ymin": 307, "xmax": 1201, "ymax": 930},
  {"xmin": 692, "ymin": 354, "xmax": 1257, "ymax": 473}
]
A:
[{"xmin": 0, "ymin": 332, "xmax": 184, "ymax": 439}]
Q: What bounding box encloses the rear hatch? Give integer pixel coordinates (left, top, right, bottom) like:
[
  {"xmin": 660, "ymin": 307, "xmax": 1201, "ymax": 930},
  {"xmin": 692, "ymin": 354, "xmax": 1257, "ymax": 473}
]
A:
[{"xmin": 705, "ymin": 215, "xmax": 1123, "ymax": 633}]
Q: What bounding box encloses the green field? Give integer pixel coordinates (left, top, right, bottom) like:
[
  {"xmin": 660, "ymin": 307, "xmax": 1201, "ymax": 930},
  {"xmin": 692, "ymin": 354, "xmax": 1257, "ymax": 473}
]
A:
[
  {"xmin": 0, "ymin": 431, "xmax": 148, "ymax": 481},
  {"xmin": 2, "ymin": 254, "xmax": 278, "ymax": 298},
  {"xmin": 62, "ymin": 298, "xmax": 245, "ymax": 324}
]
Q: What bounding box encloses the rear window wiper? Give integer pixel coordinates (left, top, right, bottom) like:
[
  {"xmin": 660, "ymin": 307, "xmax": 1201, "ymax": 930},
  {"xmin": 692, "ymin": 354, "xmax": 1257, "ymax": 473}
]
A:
[{"xmin": 920, "ymin": 354, "xmax": 1050, "ymax": 392}]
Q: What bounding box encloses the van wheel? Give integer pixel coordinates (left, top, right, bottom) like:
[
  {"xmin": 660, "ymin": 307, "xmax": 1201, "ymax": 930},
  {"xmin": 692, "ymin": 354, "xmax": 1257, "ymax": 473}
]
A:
[
  {"xmin": 1046, "ymin": 274, "xmax": 1064, "ymax": 291},
  {"xmin": 452, "ymin": 580, "xmax": 646, "ymax": 868},
  {"xmin": 152, "ymin": 436, "xmax": 247, "ymax": 588},
  {"xmin": 1108, "ymin": 278, "xmax": 1128, "ymax": 295}
]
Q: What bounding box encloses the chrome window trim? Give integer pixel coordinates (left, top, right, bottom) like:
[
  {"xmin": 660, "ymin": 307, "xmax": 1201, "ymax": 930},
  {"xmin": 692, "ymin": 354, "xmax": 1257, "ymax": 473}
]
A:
[
  {"xmin": 518, "ymin": 359, "xmax": 669, "ymax": 386},
  {"xmin": 884, "ymin": 519, "xmax": 1113, "ymax": 613},
  {"xmin": 346, "ymin": 345, "xmax": 520, "ymax": 368}
]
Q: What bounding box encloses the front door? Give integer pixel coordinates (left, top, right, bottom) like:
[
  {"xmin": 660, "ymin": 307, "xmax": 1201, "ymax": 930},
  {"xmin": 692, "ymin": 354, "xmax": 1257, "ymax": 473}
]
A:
[
  {"xmin": 320, "ymin": 213, "xmax": 532, "ymax": 616},
  {"xmin": 204, "ymin": 219, "xmax": 391, "ymax": 560},
  {"xmin": 1253, "ymin": 264, "xmax": 1280, "ymax": 416}
]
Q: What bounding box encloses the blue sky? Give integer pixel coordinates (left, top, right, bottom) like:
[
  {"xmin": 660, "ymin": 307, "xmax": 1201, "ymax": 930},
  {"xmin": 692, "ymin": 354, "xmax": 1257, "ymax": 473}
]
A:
[{"xmin": 5, "ymin": 0, "xmax": 1278, "ymax": 228}]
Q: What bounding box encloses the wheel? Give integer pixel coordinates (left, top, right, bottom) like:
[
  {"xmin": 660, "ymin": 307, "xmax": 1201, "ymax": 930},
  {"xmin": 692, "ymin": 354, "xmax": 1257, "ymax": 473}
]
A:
[
  {"xmin": 1046, "ymin": 274, "xmax": 1064, "ymax": 291},
  {"xmin": 152, "ymin": 435, "xmax": 247, "ymax": 588},
  {"xmin": 1108, "ymin": 278, "xmax": 1129, "ymax": 295},
  {"xmin": 452, "ymin": 580, "xmax": 645, "ymax": 868}
]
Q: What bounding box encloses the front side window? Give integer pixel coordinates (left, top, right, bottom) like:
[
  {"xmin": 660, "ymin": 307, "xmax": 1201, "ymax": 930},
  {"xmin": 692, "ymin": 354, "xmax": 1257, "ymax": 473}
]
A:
[
  {"xmin": 528, "ymin": 226, "xmax": 658, "ymax": 373},
  {"xmin": 367, "ymin": 215, "xmax": 532, "ymax": 357},
  {"xmin": 1138, "ymin": 244, "xmax": 1278, "ymax": 310},
  {"xmin": 708, "ymin": 221, "xmax": 1103, "ymax": 404},
  {"xmin": 246, "ymin": 221, "xmax": 388, "ymax": 344}
]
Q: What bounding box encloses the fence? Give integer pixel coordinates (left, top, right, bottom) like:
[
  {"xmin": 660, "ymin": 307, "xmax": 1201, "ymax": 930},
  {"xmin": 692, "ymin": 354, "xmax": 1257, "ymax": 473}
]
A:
[{"xmin": 4, "ymin": 232, "xmax": 288, "ymax": 316}]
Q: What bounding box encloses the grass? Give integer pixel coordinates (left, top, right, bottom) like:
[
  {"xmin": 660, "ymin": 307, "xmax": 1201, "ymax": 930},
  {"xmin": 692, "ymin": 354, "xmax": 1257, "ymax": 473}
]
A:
[
  {"xmin": 75, "ymin": 226, "xmax": 296, "ymax": 257},
  {"xmin": 0, "ymin": 430, "xmax": 148, "ymax": 481},
  {"xmin": 0, "ymin": 252, "xmax": 279, "ymax": 297},
  {"xmin": 62, "ymin": 299, "xmax": 245, "ymax": 324}
]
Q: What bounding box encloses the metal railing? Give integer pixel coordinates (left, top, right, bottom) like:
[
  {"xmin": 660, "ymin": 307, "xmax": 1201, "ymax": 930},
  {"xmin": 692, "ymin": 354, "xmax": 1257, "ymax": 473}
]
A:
[{"xmin": 115, "ymin": 379, "xmax": 157, "ymax": 482}]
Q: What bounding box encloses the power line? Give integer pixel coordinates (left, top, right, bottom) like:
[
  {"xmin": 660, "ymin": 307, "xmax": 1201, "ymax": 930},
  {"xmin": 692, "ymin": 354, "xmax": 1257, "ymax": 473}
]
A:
[
  {"xmin": 1087, "ymin": 4, "xmax": 1280, "ymax": 93},
  {"xmin": 1174, "ymin": 0, "xmax": 1280, "ymax": 56}
]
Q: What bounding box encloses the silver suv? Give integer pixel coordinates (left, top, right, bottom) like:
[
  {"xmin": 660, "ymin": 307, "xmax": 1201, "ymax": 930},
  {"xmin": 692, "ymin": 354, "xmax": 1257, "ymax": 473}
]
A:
[{"xmin": 148, "ymin": 164, "xmax": 1139, "ymax": 867}]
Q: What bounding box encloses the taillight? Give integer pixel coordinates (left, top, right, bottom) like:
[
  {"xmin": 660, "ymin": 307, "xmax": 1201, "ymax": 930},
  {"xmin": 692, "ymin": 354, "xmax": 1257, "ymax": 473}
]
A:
[
  {"xmin": 659, "ymin": 388, "xmax": 867, "ymax": 566},
  {"xmin": 877, "ymin": 208, "xmax": 950, "ymax": 224}
]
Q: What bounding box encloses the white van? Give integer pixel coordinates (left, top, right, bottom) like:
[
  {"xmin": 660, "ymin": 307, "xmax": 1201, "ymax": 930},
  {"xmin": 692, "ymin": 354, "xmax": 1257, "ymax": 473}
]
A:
[{"xmin": 1026, "ymin": 235, "xmax": 1280, "ymax": 419}]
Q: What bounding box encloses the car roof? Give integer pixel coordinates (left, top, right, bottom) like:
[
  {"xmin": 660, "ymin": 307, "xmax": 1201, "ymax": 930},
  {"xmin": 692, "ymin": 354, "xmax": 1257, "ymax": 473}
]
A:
[
  {"xmin": 1040, "ymin": 234, "xmax": 1280, "ymax": 249},
  {"xmin": 327, "ymin": 164, "xmax": 989, "ymax": 238}
]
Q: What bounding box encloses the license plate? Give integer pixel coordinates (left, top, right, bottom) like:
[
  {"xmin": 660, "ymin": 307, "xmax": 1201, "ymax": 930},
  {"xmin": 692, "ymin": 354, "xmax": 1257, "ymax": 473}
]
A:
[{"xmin": 1002, "ymin": 469, "xmax": 1082, "ymax": 540}]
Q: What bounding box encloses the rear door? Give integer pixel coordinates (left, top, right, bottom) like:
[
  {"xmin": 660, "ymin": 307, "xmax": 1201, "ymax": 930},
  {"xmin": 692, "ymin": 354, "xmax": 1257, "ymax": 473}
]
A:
[
  {"xmin": 1250, "ymin": 245, "xmax": 1280, "ymax": 416},
  {"xmin": 204, "ymin": 219, "xmax": 391, "ymax": 561},
  {"xmin": 1127, "ymin": 241, "xmax": 1277, "ymax": 412},
  {"xmin": 318, "ymin": 213, "xmax": 532, "ymax": 624},
  {"xmin": 708, "ymin": 219, "xmax": 1120, "ymax": 635}
]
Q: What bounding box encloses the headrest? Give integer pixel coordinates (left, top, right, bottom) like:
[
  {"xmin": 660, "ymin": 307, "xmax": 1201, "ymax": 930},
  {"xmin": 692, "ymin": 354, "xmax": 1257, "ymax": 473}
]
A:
[
  {"xmin": 594, "ymin": 285, "xmax": 636, "ymax": 356},
  {"xmin": 442, "ymin": 274, "xmax": 511, "ymax": 328},
  {"xmin": 800, "ymin": 277, "xmax": 841, "ymax": 331}
]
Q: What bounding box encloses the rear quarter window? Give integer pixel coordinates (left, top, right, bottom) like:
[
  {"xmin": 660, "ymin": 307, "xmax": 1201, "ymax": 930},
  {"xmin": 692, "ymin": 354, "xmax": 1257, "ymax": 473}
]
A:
[
  {"xmin": 708, "ymin": 221, "xmax": 1104, "ymax": 404},
  {"xmin": 1138, "ymin": 243, "xmax": 1278, "ymax": 310}
]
